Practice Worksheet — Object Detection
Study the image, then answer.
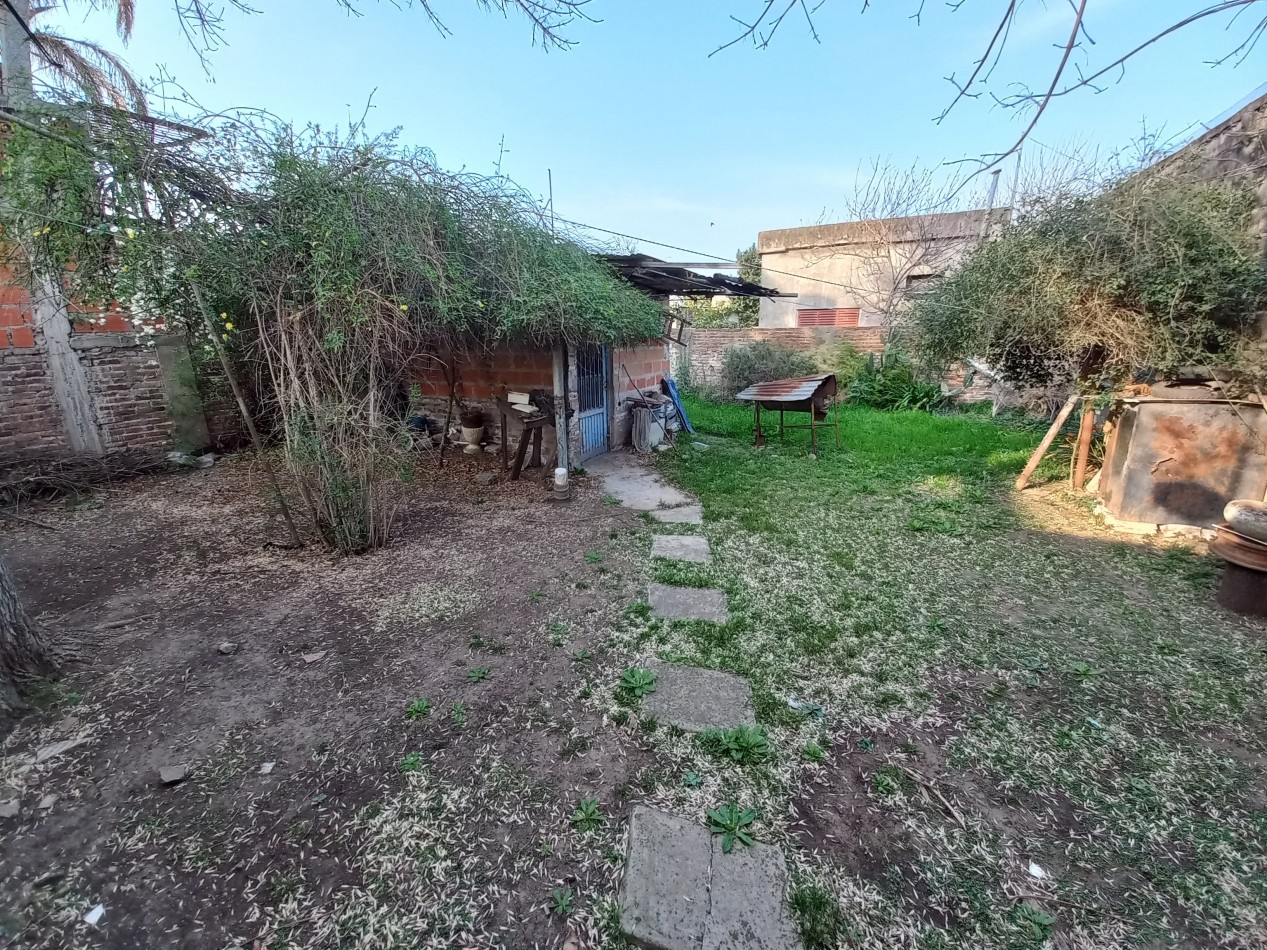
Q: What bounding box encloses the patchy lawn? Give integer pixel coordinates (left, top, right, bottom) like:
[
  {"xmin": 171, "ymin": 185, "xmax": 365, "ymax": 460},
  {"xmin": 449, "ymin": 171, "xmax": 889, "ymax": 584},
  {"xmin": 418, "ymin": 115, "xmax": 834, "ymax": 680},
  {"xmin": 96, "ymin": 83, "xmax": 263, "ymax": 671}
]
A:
[
  {"xmin": 603, "ymin": 398, "xmax": 1267, "ymax": 949},
  {"xmin": 0, "ymin": 457, "xmax": 659, "ymax": 948},
  {"xmin": 4, "ymin": 399, "xmax": 1265, "ymax": 950}
]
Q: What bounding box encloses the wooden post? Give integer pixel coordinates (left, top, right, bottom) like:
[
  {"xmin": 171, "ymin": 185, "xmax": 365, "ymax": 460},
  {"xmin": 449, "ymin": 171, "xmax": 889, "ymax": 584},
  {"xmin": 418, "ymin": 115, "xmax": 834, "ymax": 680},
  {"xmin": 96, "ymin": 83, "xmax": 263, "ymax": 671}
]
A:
[
  {"xmin": 811, "ymin": 408, "xmax": 818, "ymax": 455},
  {"xmin": 1071, "ymin": 402, "xmax": 1096, "ymax": 490},
  {"xmin": 1015, "ymin": 394, "xmax": 1079, "ymax": 491},
  {"xmin": 530, "ymin": 426, "xmax": 543, "ymax": 468},
  {"xmin": 779, "ymin": 409, "xmax": 785, "ymax": 439},
  {"xmin": 500, "ymin": 408, "xmax": 509, "ymax": 471},
  {"xmin": 754, "ymin": 403, "xmax": 764, "ymax": 446}
]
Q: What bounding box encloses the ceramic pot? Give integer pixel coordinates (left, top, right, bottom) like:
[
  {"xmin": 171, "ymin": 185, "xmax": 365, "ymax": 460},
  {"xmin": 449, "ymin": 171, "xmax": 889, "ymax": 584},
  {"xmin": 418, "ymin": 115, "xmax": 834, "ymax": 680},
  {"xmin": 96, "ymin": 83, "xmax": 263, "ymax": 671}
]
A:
[
  {"xmin": 1224, "ymin": 499, "xmax": 1267, "ymax": 543},
  {"xmin": 461, "ymin": 425, "xmax": 484, "ymax": 455}
]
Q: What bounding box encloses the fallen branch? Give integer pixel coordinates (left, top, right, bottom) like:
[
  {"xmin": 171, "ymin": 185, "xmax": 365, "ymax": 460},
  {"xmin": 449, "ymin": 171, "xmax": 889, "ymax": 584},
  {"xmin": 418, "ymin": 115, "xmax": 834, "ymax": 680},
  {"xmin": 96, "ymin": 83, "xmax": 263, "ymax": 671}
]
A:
[
  {"xmin": 0, "ymin": 509, "xmax": 58, "ymax": 530},
  {"xmin": 1015, "ymin": 395, "xmax": 1079, "ymax": 491},
  {"xmin": 1010, "ymin": 891, "xmax": 1127, "ymax": 920},
  {"xmin": 897, "ymin": 764, "xmax": 966, "ymax": 828}
]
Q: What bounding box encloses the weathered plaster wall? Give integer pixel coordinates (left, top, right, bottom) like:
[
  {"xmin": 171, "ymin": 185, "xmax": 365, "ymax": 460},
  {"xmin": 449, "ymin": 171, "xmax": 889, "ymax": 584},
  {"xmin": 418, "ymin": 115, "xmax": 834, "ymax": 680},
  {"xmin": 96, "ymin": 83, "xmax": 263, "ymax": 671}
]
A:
[{"xmin": 755, "ymin": 210, "xmax": 1006, "ymax": 328}]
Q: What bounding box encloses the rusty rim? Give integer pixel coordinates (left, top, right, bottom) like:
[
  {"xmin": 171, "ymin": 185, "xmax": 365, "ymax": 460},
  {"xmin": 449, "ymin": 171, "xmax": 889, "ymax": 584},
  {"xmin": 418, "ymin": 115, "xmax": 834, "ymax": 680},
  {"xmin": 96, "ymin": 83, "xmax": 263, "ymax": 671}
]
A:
[{"xmin": 1209, "ymin": 523, "xmax": 1267, "ymax": 572}]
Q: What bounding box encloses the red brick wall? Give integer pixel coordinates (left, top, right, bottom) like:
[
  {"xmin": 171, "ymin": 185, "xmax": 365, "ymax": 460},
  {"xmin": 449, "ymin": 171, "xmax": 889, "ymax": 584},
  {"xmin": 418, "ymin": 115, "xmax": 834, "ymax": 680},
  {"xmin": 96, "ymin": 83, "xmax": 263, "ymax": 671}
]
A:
[
  {"xmin": 611, "ymin": 341, "xmax": 671, "ymax": 449},
  {"xmin": 76, "ymin": 337, "xmax": 172, "ymax": 449},
  {"xmin": 0, "ymin": 265, "xmax": 182, "ymax": 462},
  {"xmin": 686, "ymin": 326, "xmax": 885, "ymax": 388},
  {"xmin": 415, "ymin": 344, "xmax": 555, "ymax": 403},
  {"xmin": 614, "ymin": 342, "xmax": 670, "ymax": 401},
  {"xmin": 0, "ymin": 350, "xmax": 66, "ymax": 458}
]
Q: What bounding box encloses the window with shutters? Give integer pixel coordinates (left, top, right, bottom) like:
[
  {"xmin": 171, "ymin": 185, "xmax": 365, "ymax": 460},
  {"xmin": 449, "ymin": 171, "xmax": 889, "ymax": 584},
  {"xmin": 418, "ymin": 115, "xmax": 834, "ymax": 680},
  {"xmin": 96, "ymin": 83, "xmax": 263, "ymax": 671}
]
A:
[{"xmin": 796, "ymin": 308, "xmax": 860, "ymax": 327}]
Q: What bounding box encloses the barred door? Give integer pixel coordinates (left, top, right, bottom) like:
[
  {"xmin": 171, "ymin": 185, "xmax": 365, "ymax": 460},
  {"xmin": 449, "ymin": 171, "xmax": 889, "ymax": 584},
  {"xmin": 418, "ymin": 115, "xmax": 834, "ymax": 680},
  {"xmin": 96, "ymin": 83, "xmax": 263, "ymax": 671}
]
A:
[{"xmin": 576, "ymin": 345, "xmax": 609, "ymax": 460}]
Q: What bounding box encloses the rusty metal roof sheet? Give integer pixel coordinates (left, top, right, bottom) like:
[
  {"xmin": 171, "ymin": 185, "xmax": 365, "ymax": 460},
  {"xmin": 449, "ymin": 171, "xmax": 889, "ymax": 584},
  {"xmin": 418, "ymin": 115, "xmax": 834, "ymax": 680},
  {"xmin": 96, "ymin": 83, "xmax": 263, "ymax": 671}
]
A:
[{"xmin": 735, "ymin": 374, "xmax": 836, "ymax": 403}]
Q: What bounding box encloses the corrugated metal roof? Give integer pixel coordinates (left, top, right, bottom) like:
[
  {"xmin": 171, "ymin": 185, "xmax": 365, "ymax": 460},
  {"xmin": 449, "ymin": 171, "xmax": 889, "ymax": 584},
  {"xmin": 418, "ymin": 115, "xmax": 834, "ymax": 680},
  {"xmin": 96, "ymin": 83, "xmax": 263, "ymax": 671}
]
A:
[
  {"xmin": 735, "ymin": 374, "xmax": 835, "ymax": 403},
  {"xmin": 600, "ymin": 254, "xmax": 795, "ymax": 299}
]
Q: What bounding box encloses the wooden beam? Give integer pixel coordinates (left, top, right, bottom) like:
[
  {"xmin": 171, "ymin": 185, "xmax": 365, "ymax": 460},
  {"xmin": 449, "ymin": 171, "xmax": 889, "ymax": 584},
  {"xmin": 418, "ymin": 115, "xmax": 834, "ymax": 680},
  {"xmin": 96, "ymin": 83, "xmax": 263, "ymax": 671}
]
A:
[
  {"xmin": 1015, "ymin": 395, "xmax": 1079, "ymax": 491},
  {"xmin": 1071, "ymin": 404, "xmax": 1096, "ymax": 490}
]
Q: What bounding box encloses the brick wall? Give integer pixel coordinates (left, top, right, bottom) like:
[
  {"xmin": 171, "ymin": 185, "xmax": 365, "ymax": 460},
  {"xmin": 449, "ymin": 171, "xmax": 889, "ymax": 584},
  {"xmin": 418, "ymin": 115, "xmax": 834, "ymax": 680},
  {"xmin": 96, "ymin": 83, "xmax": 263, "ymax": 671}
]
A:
[
  {"xmin": 74, "ymin": 335, "xmax": 171, "ymax": 449},
  {"xmin": 0, "ymin": 349, "xmax": 65, "ymax": 458},
  {"xmin": 0, "ymin": 264, "xmax": 203, "ymax": 463},
  {"xmin": 415, "ymin": 344, "xmax": 555, "ymax": 403},
  {"xmin": 412, "ymin": 344, "xmax": 558, "ymax": 464},
  {"xmin": 612, "ymin": 341, "xmax": 671, "ymax": 449},
  {"xmin": 685, "ymin": 326, "xmax": 885, "ymax": 387}
]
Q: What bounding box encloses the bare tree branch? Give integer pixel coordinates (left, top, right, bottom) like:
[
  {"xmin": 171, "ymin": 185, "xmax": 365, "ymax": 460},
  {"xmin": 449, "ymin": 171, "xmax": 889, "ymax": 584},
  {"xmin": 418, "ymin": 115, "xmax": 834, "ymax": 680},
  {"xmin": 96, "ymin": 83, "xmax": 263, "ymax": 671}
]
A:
[
  {"xmin": 710, "ymin": 0, "xmax": 820, "ymax": 56},
  {"xmin": 1000, "ymin": 1, "xmax": 1263, "ymax": 109},
  {"xmin": 946, "ymin": 0, "xmax": 1088, "ymax": 184}
]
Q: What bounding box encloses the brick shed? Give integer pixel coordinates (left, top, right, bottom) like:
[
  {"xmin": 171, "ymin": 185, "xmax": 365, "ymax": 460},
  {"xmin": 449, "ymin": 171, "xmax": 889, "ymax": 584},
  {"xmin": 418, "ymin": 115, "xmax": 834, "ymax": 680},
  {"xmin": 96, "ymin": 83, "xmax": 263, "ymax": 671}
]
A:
[
  {"xmin": 413, "ymin": 339, "xmax": 671, "ymax": 466},
  {"xmin": 408, "ymin": 255, "xmax": 790, "ymax": 467}
]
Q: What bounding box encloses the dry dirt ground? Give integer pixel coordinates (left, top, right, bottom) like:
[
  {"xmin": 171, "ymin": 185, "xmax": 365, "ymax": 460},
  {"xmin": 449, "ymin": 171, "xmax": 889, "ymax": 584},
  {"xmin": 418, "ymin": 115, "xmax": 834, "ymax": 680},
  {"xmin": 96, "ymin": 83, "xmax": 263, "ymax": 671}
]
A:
[{"xmin": 1, "ymin": 454, "xmax": 654, "ymax": 949}]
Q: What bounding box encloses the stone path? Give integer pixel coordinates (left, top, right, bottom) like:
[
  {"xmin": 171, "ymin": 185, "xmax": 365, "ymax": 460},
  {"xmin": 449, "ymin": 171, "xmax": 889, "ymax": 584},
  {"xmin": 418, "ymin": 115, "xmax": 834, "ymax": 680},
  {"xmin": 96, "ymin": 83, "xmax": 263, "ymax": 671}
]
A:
[
  {"xmin": 604, "ymin": 454, "xmax": 797, "ymax": 946},
  {"xmin": 620, "ymin": 806, "xmax": 802, "ymax": 950},
  {"xmin": 649, "ymin": 582, "xmax": 729, "ymax": 623},
  {"xmin": 642, "ymin": 660, "xmax": 755, "ymax": 733},
  {"xmin": 651, "ymin": 504, "xmax": 704, "ymax": 524}
]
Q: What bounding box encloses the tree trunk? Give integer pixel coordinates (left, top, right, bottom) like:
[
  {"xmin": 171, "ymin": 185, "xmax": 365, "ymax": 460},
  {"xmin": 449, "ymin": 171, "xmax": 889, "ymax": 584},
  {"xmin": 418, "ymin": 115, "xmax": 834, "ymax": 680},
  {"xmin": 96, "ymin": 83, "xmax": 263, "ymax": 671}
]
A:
[
  {"xmin": 0, "ymin": 547, "xmax": 53, "ymax": 717},
  {"xmin": 0, "ymin": 0, "xmax": 36, "ymax": 107}
]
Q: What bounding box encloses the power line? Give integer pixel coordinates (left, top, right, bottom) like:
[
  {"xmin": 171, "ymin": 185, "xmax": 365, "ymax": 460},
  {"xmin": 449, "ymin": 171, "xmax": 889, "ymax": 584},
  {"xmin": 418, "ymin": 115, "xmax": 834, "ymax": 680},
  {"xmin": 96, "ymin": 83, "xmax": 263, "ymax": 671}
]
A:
[{"xmin": 0, "ymin": 0, "xmax": 66, "ymax": 71}]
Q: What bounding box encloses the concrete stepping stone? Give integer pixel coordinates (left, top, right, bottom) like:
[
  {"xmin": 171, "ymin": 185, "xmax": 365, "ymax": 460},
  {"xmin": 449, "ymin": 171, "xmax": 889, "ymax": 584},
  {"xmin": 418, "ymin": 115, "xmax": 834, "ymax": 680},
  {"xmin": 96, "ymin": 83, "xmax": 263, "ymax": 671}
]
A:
[
  {"xmin": 588, "ymin": 452, "xmax": 694, "ymax": 511},
  {"xmin": 651, "ymin": 535, "xmax": 712, "ymax": 563},
  {"xmin": 651, "ymin": 504, "xmax": 703, "ymax": 525},
  {"xmin": 643, "ymin": 660, "xmax": 755, "ymax": 733},
  {"xmin": 620, "ymin": 806, "xmax": 712, "ymax": 949},
  {"xmin": 620, "ymin": 805, "xmax": 802, "ymax": 950},
  {"xmin": 705, "ymin": 838, "xmax": 803, "ymax": 950},
  {"xmin": 649, "ymin": 583, "xmax": 728, "ymax": 623}
]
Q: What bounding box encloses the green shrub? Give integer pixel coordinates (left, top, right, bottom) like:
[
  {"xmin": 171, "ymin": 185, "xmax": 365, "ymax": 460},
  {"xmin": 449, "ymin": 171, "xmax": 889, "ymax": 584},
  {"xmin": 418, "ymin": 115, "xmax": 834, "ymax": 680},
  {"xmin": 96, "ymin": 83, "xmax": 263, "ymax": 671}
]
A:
[
  {"xmin": 719, "ymin": 342, "xmax": 818, "ymax": 399},
  {"xmin": 815, "ymin": 340, "xmax": 869, "ymax": 390},
  {"xmin": 908, "ymin": 175, "xmax": 1267, "ymax": 383},
  {"xmin": 849, "ymin": 351, "xmax": 944, "ymax": 412}
]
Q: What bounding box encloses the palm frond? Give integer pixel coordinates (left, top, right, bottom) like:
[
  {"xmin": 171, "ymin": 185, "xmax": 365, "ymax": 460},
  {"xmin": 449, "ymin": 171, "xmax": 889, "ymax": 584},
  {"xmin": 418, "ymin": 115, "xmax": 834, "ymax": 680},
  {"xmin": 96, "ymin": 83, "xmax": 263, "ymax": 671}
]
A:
[
  {"xmin": 30, "ymin": 31, "xmax": 146, "ymax": 113},
  {"xmin": 29, "ymin": 2, "xmax": 135, "ymax": 38}
]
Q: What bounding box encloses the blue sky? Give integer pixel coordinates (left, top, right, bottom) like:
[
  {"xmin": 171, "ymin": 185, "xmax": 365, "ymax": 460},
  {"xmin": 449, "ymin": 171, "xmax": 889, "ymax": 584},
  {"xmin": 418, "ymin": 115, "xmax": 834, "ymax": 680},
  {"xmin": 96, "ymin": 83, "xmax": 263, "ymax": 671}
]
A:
[{"xmin": 45, "ymin": 0, "xmax": 1267, "ymax": 263}]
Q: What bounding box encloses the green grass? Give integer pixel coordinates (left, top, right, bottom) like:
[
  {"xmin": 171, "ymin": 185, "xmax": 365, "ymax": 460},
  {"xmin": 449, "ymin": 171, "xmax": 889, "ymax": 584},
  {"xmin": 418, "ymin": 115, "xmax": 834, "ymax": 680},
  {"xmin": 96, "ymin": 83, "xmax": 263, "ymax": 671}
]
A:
[{"xmin": 620, "ymin": 395, "xmax": 1267, "ymax": 948}]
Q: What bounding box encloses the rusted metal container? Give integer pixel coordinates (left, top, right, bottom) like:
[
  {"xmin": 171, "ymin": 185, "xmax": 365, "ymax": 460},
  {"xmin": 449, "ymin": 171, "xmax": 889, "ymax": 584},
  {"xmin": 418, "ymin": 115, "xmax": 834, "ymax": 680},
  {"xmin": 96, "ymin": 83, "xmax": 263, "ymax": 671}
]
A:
[{"xmin": 1100, "ymin": 395, "xmax": 1267, "ymax": 529}]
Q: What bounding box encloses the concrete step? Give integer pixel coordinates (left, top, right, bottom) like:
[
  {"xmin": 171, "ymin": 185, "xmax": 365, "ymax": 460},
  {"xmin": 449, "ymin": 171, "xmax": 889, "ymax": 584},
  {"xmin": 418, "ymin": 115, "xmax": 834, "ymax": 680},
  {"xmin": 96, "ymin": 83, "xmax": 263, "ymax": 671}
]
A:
[
  {"xmin": 651, "ymin": 535, "xmax": 712, "ymax": 564},
  {"xmin": 651, "ymin": 504, "xmax": 703, "ymax": 525},
  {"xmin": 649, "ymin": 582, "xmax": 728, "ymax": 623},
  {"xmin": 642, "ymin": 660, "xmax": 755, "ymax": 733},
  {"xmin": 620, "ymin": 805, "xmax": 802, "ymax": 950}
]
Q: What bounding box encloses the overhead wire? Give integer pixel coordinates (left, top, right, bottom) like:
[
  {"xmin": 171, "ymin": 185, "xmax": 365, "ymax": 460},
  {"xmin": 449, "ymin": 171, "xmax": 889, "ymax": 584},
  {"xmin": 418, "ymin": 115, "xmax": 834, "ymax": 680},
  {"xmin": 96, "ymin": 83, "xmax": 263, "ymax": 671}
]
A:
[{"xmin": 1, "ymin": 0, "xmax": 66, "ymax": 71}]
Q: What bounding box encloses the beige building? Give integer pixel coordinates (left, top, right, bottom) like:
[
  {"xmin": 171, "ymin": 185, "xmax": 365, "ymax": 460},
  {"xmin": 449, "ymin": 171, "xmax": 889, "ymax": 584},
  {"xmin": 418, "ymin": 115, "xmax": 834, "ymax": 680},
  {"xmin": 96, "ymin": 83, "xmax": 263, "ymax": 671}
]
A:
[{"xmin": 756, "ymin": 208, "xmax": 1009, "ymax": 329}]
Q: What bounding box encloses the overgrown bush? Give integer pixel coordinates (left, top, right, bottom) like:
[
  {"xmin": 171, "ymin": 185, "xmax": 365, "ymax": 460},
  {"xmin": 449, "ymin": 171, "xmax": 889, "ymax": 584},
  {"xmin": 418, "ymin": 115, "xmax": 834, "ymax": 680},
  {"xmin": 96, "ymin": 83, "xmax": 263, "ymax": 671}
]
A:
[
  {"xmin": 814, "ymin": 340, "xmax": 869, "ymax": 390},
  {"xmin": 719, "ymin": 341, "xmax": 818, "ymax": 399},
  {"xmin": 0, "ymin": 114, "xmax": 666, "ymax": 553},
  {"xmin": 909, "ymin": 174, "xmax": 1267, "ymax": 384},
  {"xmin": 849, "ymin": 351, "xmax": 944, "ymax": 411}
]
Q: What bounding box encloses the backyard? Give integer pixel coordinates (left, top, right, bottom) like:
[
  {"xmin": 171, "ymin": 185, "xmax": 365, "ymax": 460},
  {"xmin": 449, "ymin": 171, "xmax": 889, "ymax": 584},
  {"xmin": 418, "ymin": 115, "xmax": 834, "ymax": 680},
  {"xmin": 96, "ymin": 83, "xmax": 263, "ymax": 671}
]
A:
[{"xmin": 2, "ymin": 399, "xmax": 1265, "ymax": 948}]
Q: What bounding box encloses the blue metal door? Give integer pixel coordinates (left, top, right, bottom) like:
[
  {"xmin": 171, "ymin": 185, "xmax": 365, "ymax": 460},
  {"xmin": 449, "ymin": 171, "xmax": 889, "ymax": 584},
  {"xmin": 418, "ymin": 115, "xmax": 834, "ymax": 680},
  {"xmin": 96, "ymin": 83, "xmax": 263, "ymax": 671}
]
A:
[{"xmin": 577, "ymin": 344, "xmax": 610, "ymax": 460}]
